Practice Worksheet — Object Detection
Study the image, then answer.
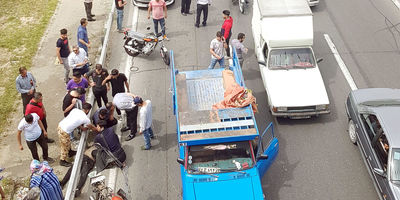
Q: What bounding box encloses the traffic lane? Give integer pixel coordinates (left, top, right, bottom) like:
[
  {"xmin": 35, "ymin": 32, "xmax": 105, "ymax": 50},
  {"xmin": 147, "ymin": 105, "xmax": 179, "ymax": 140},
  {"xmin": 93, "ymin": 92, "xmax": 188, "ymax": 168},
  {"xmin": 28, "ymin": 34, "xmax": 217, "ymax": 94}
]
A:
[
  {"xmin": 321, "ymin": 0, "xmax": 400, "ymax": 89},
  {"xmin": 226, "ymin": 3, "xmax": 379, "ymax": 200},
  {"xmin": 118, "ymin": 3, "xmax": 190, "ymax": 199},
  {"xmin": 259, "ymin": 12, "xmax": 377, "ymax": 200}
]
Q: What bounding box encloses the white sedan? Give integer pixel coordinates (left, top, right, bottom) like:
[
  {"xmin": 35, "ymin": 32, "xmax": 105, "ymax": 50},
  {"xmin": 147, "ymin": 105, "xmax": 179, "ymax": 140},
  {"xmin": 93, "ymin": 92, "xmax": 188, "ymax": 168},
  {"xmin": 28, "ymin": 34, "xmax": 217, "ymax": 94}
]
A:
[{"xmin": 259, "ymin": 47, "xmax": 330, "ymax": 119}]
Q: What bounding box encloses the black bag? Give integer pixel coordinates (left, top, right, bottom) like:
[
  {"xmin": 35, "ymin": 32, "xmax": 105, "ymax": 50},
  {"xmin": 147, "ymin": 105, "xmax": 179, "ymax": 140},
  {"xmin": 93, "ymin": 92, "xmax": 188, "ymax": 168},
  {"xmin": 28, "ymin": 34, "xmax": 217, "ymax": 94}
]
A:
[{"xmin": 94, "ymin": 134, "xmax": 124, "ymax": 172}]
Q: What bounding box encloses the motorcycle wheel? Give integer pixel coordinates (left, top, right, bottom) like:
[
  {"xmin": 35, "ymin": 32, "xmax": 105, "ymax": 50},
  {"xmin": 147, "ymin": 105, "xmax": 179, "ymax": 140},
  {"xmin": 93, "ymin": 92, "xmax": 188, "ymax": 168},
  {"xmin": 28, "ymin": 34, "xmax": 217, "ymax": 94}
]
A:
[
  {"xmin": 160, "ymin": 48, "xmax": 170, "ymax": 65},
  {"xmin": 124, "ymin": 38, "xmax": 139, "ymax": 57}
]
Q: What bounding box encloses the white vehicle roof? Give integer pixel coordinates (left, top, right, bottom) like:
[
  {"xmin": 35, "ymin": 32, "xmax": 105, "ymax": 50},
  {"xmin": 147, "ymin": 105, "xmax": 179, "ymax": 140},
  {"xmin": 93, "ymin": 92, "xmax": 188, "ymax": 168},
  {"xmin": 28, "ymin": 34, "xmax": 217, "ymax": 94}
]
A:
[
  {"xmin": 257, "ymin": 0, "xmax": 312, "ymax": 17},
  {"xmin": 256, "ymin": 0, "xmax": 313, "ymax": 48},
  {"xmin": 261, "ymin": 16, "xmax": 313, "ymax": 48}
]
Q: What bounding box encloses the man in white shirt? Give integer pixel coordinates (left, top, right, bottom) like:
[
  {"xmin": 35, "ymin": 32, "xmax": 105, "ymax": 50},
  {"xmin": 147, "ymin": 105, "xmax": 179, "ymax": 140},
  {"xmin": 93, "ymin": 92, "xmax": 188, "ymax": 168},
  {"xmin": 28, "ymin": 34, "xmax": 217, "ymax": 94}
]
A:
[
  {"xmin": 58, "ymin": 103, "xmax": 95, "ymax": 167},
  {"xmin": 68, "ymin": 45, "xmax": 89, "ymax": 76},
  {"xmin": 113, "ymin": 93, "xmax": 140, "ymax": 141},
  {"xmin": 136, "ymin": 97, "xmax": 154, "ymax": 150},
  {"xmin": 17, "ymin": 113, "xmax": 54, "ymax": 163}
]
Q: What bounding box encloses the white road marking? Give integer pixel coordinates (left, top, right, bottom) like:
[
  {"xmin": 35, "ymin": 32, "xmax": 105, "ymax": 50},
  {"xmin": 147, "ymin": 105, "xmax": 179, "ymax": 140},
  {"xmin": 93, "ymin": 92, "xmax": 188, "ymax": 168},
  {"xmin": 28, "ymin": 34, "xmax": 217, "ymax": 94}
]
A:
[
  {"xmin": 108, "ymin": 5, "xmax": 139, "ymax": 191},
  {"xmin": 391, "ymin": 0, "xmax": 400, "ymax": 9},
  {"xmin": 324, "ymin": 34, "xmax": 358, "ymax": 91}
]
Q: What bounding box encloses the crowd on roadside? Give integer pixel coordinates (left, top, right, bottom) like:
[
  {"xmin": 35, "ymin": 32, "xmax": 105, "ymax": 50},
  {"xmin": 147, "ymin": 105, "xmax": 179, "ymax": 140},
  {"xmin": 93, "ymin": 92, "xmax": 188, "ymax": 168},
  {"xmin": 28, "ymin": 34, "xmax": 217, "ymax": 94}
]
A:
[{"xmin": 2, "ymin": 0, "xmax": 251, "ymax": 199}]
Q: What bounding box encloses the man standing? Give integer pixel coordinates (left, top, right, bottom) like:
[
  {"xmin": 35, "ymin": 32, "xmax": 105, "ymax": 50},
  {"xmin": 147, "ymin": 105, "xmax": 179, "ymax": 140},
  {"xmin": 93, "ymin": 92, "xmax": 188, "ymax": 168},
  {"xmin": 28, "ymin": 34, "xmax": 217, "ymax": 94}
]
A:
[
  {"xmin": 208, "ymin": 31, "xmax": 226, "ymax": 69},
  {"xmin": 195, "ymin": 0, "xmax": 210, "ymax": 27},
  {"xmin": 148, "ymin": 0, "xmax": 169, "ymax": 40},
  {"xmin": 25, "ymin": 92, "xmax": 55, "ymax": 143},
  {"xmin": 17, "ymin": 113, "xmax": 54, "ymax": 163},
  {"xmin": 136, "ymin": 98, "xmax": 154, "ymax": 150},
  {"xmin": 16, "ymin": 67, "xmax": 36, "ymax": 114},
  {"xmin": 84, "ymin": 0, "xmax": 96, "ymax": 21},
  {"xmin": 115, "ymin": 0, "xmax": 127, "ymax": 33},
  {"xmin": 221, "ymin": 10, "xmax": 233, "ymax": 57},
  {"xmin": 67, "ymin": 71, "xmax": 89, "ymax": 103},
  {"xmin": 102, "ymin": 69, "xmax": 129, "ymax": 115},
  {"xmin": 181, "ymin": 0, "xmax": 192, "ymax": 16},
  {"xmin": 231, "ymin": 33, "xmax": 248, "ymax": 67},
  {"xmin": 68, "ymin": 46, "xmax": 89, "ymax": 76},
  {"xmin": 56, "ymin": 29, "xmax": 71, "ymax": 84},
  {"xmin": 58, "ymin": 103, "xmax": 95, "ymax": 167},
  {"xmin": 85, "ymin": 64, "xmax": 109, "ymax": 107},
  {"xmin": 112, "ymin": 93, "xmax": 140, "ymax": 141},
  {"xmin": 77, "ymin": 18, "xmax": 91, "ymax": 55}
]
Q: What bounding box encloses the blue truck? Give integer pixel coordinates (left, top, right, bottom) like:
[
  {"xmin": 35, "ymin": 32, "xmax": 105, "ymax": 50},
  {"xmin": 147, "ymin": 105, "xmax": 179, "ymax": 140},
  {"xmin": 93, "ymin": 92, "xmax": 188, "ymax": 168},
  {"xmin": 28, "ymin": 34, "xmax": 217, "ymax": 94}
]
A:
[{"xmin": 170, "ymin": 49, "xmax": 279, "ymax": 200}]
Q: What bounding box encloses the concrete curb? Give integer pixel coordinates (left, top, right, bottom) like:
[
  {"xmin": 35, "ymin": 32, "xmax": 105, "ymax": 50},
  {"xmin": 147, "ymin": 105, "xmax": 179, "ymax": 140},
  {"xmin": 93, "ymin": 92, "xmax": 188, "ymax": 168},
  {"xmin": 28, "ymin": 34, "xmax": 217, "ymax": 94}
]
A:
[{"xmin": 64, "ymin": 2, "xmax": 116, "ymax": 199}]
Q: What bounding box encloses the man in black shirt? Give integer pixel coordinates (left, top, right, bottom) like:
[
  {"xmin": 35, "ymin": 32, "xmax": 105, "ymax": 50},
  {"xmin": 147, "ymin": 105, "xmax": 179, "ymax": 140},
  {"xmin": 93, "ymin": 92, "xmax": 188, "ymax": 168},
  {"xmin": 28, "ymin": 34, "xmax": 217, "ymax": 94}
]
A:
[
  {"xmin": 85, "ymin": 64, "xmax": 110, "ymax": 107},
  {"xmin": 56, "ymin": 28, "xmax": 71, "ymax": 84},
  {"xmin": 62, "ymin": 88, "xmax": 86, "ymax": 117},
  {"xmin": 102, "ymin": 69, "xmax": 129, "ymax": 115},
  {"xmin": 91, "ymin": 102, "xmax": 117, "ymax": 128},
  {"xmin": 115, "ymin": 0, "xmax": 127, "ymax": 33},
  {"xmin": 94, "ymin": 120, "xmax": 126, "ymax": 164}
]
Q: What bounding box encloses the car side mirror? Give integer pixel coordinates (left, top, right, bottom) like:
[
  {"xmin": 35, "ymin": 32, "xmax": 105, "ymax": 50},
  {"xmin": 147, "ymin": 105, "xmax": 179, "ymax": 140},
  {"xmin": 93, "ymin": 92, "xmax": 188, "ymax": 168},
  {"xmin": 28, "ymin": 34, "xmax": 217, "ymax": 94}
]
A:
[
  {"xmin": 373, "ymin": 168, "xmax": 386, "ymax": 178},
  {"xmin": 316, "ymin": 58, "xmax": 323, "ymax": 63},
  {"xmin": 177, "ymin": 158, "xmax": 185, "ymax": 165},
  {"xmin": 256, "ymin": 154, "xmax": 269, "ymax": 162}
]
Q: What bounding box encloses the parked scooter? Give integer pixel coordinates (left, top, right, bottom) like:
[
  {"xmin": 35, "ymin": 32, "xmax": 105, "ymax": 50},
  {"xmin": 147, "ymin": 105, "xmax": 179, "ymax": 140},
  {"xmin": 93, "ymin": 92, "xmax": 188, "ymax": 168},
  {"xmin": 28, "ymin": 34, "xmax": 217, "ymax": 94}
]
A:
[{"xmin": 123, "ymin": 27, "xmax": 170, "ymax": 65}]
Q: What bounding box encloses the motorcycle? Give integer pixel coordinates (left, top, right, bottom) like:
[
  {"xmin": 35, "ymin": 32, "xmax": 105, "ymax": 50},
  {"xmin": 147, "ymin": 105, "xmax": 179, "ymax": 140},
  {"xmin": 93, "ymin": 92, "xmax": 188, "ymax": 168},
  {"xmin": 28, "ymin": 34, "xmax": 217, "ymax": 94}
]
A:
[{"xmin": 123, "ymin": 27, "xmax": 170, "ymax": 65}]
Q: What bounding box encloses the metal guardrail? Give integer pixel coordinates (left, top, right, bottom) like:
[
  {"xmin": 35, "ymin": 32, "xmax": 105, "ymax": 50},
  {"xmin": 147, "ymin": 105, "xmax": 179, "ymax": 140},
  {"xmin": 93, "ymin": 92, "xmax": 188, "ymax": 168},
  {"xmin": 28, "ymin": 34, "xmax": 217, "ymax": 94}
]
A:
[{"xmin": 64, "ymin": 1, "xmax": 115, "ymax": 199}]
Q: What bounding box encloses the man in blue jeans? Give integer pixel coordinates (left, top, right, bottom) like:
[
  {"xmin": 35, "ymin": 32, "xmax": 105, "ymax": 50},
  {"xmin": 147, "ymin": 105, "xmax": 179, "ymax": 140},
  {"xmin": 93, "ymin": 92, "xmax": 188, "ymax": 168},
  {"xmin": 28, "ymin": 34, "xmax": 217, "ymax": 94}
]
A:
[
  {"xmin": 148, "ymin": 0, "xmax": 169, "ymax": 40},
  {"xmin": 136, "ymin": 97, "xmax": 154, "ymax": 150},
  {"xmin": 115, "ymin": 0, "xmax": 127, "ymax": 33},
  {"xmin": 77, "ymin": 18, "xmax": 90, "ymax": 56},
  {"xmin": 208, "ymin": 31, "xmax": 226, "ymax": 69}
]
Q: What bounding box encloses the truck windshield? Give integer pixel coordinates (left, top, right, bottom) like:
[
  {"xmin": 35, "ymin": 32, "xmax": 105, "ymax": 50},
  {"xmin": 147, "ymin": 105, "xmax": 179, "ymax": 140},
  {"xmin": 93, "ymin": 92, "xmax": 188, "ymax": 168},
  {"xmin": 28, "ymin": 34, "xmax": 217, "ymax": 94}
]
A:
[
  {"xmin": 187, "ymin": 141, "xmax": 254, "ymax": 174},
  {"xmin": 268, "ymin": 48, "xmax": 315, "ymax": 70}
]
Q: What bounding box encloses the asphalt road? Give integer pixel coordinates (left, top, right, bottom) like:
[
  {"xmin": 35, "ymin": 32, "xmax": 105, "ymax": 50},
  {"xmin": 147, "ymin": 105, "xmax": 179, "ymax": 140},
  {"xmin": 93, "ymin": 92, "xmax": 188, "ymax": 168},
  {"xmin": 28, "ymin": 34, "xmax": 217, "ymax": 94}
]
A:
[{"xmin": 107, "ymin": 0, "xmax": 400, "ymax": 199}]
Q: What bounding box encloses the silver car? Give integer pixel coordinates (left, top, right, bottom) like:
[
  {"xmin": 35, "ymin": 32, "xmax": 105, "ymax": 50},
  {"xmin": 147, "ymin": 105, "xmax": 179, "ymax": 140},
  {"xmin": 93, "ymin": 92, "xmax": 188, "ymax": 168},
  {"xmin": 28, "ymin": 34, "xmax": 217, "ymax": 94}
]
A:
[
  {"xmin": 346, "ymin": 88, "xmax": 400, "ymax": 200},
  {"xmin": 132, "ymin": 0, "xmax": 174, "ymax": 7}
]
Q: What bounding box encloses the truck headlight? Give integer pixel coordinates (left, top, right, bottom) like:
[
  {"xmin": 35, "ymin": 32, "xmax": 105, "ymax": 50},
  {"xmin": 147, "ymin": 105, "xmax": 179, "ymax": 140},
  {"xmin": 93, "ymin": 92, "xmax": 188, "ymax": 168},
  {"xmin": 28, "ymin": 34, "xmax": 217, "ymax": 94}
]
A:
[
  {"xmin": 316, "ymin": 104, "xmax": 328, "ymax": 110},
  {"xmin": 273, "ymin": 106, "xmax": 287, "ymax": 112}
]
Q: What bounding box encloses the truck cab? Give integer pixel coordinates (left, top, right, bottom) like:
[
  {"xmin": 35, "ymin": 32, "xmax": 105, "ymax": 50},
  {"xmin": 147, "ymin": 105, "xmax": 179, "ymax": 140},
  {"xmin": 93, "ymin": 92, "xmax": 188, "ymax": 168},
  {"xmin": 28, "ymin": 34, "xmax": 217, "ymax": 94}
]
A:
[
  {"xmin": 170, "ymin": 50, "xmax": 279, "ymax": 199},
  {"xmin": 252, "ymin": 0, "xmax": 330, "ymax": 119}
]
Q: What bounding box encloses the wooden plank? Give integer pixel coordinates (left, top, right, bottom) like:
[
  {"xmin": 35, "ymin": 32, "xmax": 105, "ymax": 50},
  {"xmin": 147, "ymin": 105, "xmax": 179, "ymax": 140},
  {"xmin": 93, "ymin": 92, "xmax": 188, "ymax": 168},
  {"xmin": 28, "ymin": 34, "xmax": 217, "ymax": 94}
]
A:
[
  {"xmin": 176, "ymin": 73, "xmax": 190, "ymax": 112},
  {"xmin": 180, "ymin": 120, "xmax": 255, "ymax": 132},
  {"xmin": 180, "ymin": 128, "xmax": 257, "ymax": 141},
  {"xmin": 179, "ymin": 110, "xmax": 220, "ymax": 127}
]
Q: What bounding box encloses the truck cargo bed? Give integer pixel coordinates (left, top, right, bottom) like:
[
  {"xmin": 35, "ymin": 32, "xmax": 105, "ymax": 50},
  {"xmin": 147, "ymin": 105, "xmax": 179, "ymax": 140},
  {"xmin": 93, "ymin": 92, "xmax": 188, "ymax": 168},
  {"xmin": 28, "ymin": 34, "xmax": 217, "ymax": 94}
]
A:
[{"xmin": 171, "ymin": 61, "xmax": 258, "ymax": 145}]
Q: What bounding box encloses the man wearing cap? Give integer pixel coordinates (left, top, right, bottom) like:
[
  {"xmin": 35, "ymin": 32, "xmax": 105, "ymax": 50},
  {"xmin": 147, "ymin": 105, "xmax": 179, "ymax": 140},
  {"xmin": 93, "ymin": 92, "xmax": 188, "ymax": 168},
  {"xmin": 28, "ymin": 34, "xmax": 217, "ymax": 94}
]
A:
[
  {"xmin": 136, "ymin": 97, "xmax": 154, "ymax": 150},
  {"xmin": 112, "ymin": 93, "xmax": 140, "ymax": 141}
]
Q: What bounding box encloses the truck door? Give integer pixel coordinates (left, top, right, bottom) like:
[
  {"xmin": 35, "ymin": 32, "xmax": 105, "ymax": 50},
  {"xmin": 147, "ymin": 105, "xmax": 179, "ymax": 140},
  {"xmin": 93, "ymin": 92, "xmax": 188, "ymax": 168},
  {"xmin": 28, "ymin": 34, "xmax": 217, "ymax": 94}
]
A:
[{"xmin": 256, "ymin": 122, "xmax": 279, "ymax": 178}]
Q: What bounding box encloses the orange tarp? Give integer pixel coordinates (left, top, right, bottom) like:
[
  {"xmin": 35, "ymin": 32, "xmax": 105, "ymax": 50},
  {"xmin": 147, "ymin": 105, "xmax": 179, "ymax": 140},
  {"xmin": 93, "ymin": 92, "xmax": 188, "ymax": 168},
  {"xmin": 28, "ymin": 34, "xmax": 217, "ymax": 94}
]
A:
[{"xmin": 212, "ymin": 70, "xmax": 258, "ymax": 112}]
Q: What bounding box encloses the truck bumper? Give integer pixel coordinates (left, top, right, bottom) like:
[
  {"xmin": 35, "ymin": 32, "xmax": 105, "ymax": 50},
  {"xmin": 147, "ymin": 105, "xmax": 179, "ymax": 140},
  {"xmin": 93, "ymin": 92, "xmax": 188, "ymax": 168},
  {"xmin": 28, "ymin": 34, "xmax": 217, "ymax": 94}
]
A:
[{"xmin": 271, "ymin": 109, "xmax": 330, "ymax": 119}]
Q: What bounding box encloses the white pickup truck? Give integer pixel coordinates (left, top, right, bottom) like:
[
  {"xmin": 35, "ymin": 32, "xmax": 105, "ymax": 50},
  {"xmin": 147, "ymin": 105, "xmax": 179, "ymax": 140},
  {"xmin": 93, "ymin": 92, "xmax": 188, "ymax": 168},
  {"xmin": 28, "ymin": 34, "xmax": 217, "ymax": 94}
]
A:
[{"xmin": 252, "ymin": 0, "xmax": 329, "ymax": 119}]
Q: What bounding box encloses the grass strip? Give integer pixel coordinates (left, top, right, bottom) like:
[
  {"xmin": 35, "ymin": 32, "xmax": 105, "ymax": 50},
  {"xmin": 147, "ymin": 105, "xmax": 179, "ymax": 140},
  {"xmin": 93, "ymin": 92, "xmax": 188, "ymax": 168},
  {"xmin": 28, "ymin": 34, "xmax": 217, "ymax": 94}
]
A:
[{"xmin": 0, "ymin": 0, "xmax": 58, "ymax": 133}]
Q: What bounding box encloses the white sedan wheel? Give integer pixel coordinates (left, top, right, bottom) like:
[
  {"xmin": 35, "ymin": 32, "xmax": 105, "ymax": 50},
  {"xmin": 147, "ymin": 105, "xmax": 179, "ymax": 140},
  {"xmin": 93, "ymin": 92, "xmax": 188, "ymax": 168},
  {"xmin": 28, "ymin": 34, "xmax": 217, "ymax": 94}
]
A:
[{"xmin": 348, "ymin": 120, "xmax": 357, "ymax": 144}]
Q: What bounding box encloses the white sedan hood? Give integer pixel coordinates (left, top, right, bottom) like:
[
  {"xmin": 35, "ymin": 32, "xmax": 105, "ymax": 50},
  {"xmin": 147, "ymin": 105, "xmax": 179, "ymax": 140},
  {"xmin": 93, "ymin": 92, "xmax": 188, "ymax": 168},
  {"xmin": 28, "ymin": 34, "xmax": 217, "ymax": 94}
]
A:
[{"xmin": 261, "ymin": 66, "xmax": 330, "ymax": 107}]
